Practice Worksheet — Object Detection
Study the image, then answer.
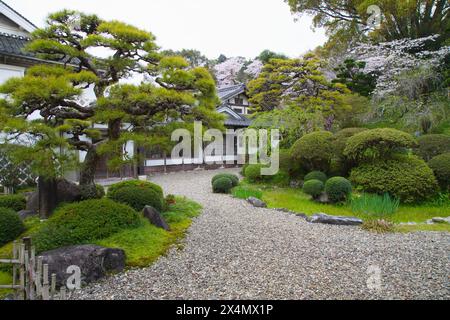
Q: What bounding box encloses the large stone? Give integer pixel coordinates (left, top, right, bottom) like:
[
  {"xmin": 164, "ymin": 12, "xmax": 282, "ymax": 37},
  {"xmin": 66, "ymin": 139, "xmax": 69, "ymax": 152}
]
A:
[
  {"xmin": 307, "ymin": 213, "xmax": 363, "ymax": 226},
  {"xmin": 56, "ymin": 179, "xmax": 81, "ymax": 204},
  {"xmin": 17, "ymin": 210, "xmax": 37, "ymax": 220},
  {"xmin": 247, "ymin": 197, "xmax": 267, "ymax": 208},
  {"xmin": 143, "ymin": 206, "xmax": 170, "ymax": 231},
  {"xmin": 39, "ymin": 245, "xmax": 125, "ymax": 288},
  {"xmin": 25, "ymin": 191, "xmax": 39, "ymax": 213}
]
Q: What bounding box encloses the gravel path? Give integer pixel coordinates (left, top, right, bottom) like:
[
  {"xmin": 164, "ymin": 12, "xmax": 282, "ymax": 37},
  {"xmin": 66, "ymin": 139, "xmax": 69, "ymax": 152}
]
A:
[{"xmin": 74, "ymin": 169, "xmax": 450, "ymax": 300}]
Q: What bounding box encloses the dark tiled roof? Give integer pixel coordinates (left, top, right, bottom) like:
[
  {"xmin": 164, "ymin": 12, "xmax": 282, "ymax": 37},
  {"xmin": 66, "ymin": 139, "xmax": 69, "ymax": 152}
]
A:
[
  {"xmin": 218, "ymin": 104, "xmax": 252, "ymax": 128},
  {"xmin": 217, "ymin": 84, "xmax": 246, "ymax": 102},
  {"xmin": 0, "ymin": 32, "xmax": 33, "ymax": 57}
]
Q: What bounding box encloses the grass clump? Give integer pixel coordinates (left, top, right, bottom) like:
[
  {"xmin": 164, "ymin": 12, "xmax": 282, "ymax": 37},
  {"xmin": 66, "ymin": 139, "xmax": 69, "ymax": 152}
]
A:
[
  {"xmin": 351, "ymin": 193, "xmax": 400, "ymax": 220},
  {"xmin": 232, "ymin": 186, "xmax": 263, "ymax": 200}
]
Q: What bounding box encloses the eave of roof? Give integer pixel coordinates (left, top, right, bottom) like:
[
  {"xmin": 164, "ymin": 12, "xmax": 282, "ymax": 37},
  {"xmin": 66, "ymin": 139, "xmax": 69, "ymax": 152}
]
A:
[
  {"xmin": 0, "ymin": 0, "xmax": 37, "ymax": 33},
  {"xmin": 217, "ymin": 83, "xmax": 246, "ymax": 102}
]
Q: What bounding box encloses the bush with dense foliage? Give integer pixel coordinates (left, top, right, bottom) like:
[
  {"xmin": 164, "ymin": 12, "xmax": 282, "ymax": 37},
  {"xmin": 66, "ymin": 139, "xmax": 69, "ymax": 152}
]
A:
[
  {"xmin": 350, "ymin": 155, "xmax": 438, "ymax": 203},
  {"xmin": 108, "ymin": 180, "xmax": 163, "ymax": 198},
  {"xmin": 428, "ymin": 153, "xmax": 450, "ymax": 191},
  {"xmin": 0, "ymin": 208, "xmax": 24, "ymax": 246},
  {"xmin": 332, "ymin": 127, "xmax": 369, "ymax": 175},
  {"xmin": 108, "ymin": 186, "xmax": 163, "ymax": 212},
  {"xmin": 325, "ymin": 177, "xmax": 352, "ymax": 203},
  {"xmin": 415, "ymin": 134, "xmax": 450, "ymax": 162},
  {"xmin": 33, "ymin": 199, "xmax": 142, "ymax": 253},
  {"xmin": 212, "ymin": 174, "xmax": 239, "ymax": 187},
  {"xmin": 344, "ymin": 128, "xmax": 417, "ymax": 162},
  {"xmin": 244, "ymin": 164, "xmax": 265, "ymax": 183},
  {"xmin": 80, "ymin": 184, "xmax": 105, "ymax": 200},
  {"xmin": 302, "ymin": 179, "xmax": 324, "ymax": 198},
  {"xmin": 0, "ymin": 194, "xmax": 26, "ymax": 212},
  {"xmin": 279, "ymin": 149, "xmax": 302, "ymax": 177},
  {"xmin": 291, "ymin": 131, "xmax": 334, "ymax": 172},
  {"xmin": 304, "ymin": 171, "xmax": 327, "ymax": 183},
  {"xmin": 212, "ymin": 177, "xmax": 233, "ymax": 194}
]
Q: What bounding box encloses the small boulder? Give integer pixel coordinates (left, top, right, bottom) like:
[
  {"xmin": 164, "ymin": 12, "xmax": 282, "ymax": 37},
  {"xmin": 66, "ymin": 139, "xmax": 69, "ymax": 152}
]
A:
[
  {"xmin": 56, "ymin": 179, "xmax": 81, "ymax": 204},
  {"xmin": 431, "ymin": 217, "xmax": 450, "ymax": 224},
  {"xmin": 39, "ymin": 245, "xmax": 125, "ymax": 288},
  {"xmin": 307, "ymin": 213, "xmax": 363, "ymax": 226},
  {"xmin": 17, "ymin": 210, "xmax": 37, "ymax": 220},
  {"xmin": 143, "ymin": 206, "xmax": 170, "ymax": 231},
  {"xmin": 290, "ymin": 180, "xmax": 302, "ymax": 188},
  {"xmin": 315, "ymin": 192, "xmax": 330, "ymax": 204},
  {"xmin": 247, "ymin": 197, "xmax": 267, "ymax": 208},
  {"xmin": 25, "ymin": 191, "xmax": 39, "ymax": 213}
]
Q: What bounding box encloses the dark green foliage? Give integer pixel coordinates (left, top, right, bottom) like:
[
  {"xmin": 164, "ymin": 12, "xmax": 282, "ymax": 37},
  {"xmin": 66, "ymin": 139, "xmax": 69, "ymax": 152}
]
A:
[
  {"xmin": 80, "ymin": 184, "xmax": 105, "ymax": 200},
  {"xmin": 244, "ymin": 164, "xmax": 265, "ymax": 183},
  {"xmin": 325, "ymin": 177, "xmax": 352, "ymax": 203},
  {"xmin": 291, "ymin": 131, "xmax": 334, "ymax": 172},
  {"xmin": 108, "ymin": 180, "xmax": 164, "ymax": 198},
  {"xmin": 333, "ymin": 59, "xmax": 378, "ymax": 97},
  {"xmin": 0, "ymin": 208, "xmax": 24, "ymax": 246},
  {"xmin": 303, "ymin": 179, "xmax": 325, "ymax": 198},
  {"xmin": 108, "ymin": 184, "xmax": 163, "ymax": 212},
  {"xmin": 212, "ymin": 177, "xmax": 233, "ymax": 194},
  {"xmin": 258, "ymin": 49, "xmax": 288, "ymax": 64},
  {"xmin": 304, "ymin": 171, "xmax": 327, "ymax": 183},
  {"xmin": 33, "ymin": 199, "xmax": 142, "ymax": 253},
  {"xmin": 0, "ymin": 195, "xmax": 26, "ymax": 212},
  {"xmin": 279, "ymin": 149, "xmax": 302, "ymax": 178},
  {"xmin": 350, "ymin": 156, "xmax": 438, "ymax": 203},
  {"xmin": 428, "ymin": 153, "xmax": 450, "ymax": 191},
  {"xmin": 212, "ymin": 174, "xmax": 239, "ymax": 188},
  {"xmin": 344, "ymin": 128, "xmax": 418, "ymax": 162},
  {"xmin": 415, "ymin": 134, "xmax": 450, "ymax": 162},
  {"xmin": 331, "ymin": 127, "xmax": 369, "ymax": 176}
]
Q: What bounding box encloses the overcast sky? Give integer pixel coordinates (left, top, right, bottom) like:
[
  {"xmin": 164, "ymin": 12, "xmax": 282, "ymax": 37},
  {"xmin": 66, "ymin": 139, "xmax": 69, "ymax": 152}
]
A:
[{"xmin": 8, "ymin": 0, "xmax": 327, "ymax": 59}]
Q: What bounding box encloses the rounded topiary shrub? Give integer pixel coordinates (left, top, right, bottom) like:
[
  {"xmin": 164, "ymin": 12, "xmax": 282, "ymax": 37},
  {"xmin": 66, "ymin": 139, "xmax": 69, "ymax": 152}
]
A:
[
  {"xmin": 350, "ymin": 156, "xmax": 438, "ymax": 203},
  {"xmin": 303, "ymin": 179, "xmax": 324, "ymax": 198},
  {"xmin": 108, "ymin": 185, "xmax": 163, "ymax": 212},
  {"xmin": 291, "ymin": 131, "xmax": 334, "ymax": 172},
  {"xmin": 0, "ymin": 194, "xmax": 26, "ymax": 212},
  {"xmin": 80, "ymin": 184, "xmax": 105, "ymax": 200},
  {"xmin": 244, "ymin": 164, "xmax": 264, "ymax": 183},
  {"xmin": 325, "ymin": 177, "xmax": 352, "ymax": 203},
  {"xmin": 304, "ymin": 171, "xmax": 327, "ymax": 183},
  {"xmin": 415, "ymin": 134, "xmax": 450, "ymax": 162},
  {"xmin": 344, "ymin": 128, "xmax": 417, "ymax": 162},
  {"xmin": 212, "ymin": 177, "xmax": 233, "ymax": 194},
  {"xmin": 428, "ymin": 153, "xmax": 450, "ymax": 191},
  {"xmin": 332, "ymin": 127, "xmax": 369, "ymax": 159},
  {"xmin": 0, "ymin": 208, "xmax": 24, "ymax": 246},
  {"xmin": 108, "ymin": 180, "xmax": 163, "ymax": 198},
  {"xmin": 212, "ymin": 174, "xmax": 239, "ymax": 187},
  {"xmin": 33, "ymin": 199, "xmax": 142, "ymax": 253}
]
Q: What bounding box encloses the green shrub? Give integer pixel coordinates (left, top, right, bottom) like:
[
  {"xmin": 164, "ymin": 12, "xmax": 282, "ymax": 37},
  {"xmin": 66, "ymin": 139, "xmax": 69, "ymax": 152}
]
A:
[
  {"xmin": 244, "ymin": 164, "xmax": 264, "ymax": 183},
  {"xmin": 344, "ymin": 128, "xmax": 417, "ymax": 162},
  {"xmin": 108, "ymin": 185, "xmax": 163, "ymax": 212},
  {"xmin": 0, "ymin": 195, "xmax": 26, "ymax": 212},
  {"xmin": 80, "ymin": 184, "xmax": 105, "ymax": 200},
  {"xmin": 212, "ymin": 177, "xmax": 233, "ymax": 194},
  {"xmin": 304, "ymin": 171, "xmax": 327, "ymax": 183},
  {"xmin": 325, "ymin": 177, "xmax": 352, "ymax": 203},
  {"xmin": 269, "ymin": 170, "xmax": 290, "ymax": 186},
  {"xmin": 415, "ymin": 134, "xmax": 450, "ymax": 161},
  {"xmin": 302, "ymin": 179, "xmax": 324, "ymax": 198},
  {"xmin": 291, "ymin": 131, "xmax": 334, "ymax": 172},
  {"xmin": 279, "ymin": 149, "xmax": 302, "ymax": 178},
  {"xmin": 212, "ymin": 174, "xmax": 239, "ymax": 187},
  {"xmin": 108, "ymin": 180, "xmax": 163, "ymax": 198},
  {"xmin": 351, "ymin": 193, "xmax": 400, "ymax": 220},
  {"xmin": 428, "ymin": 153, "xmax": 450, "ymax": 191},
  {"xmin": 33, "ymin": 199, "xmax": 142, "ymax": 253},
  {"xmin": 0, "ymin": 208, "xmax": 24, "ymax": 246},
  {"xmin": 350, "ymin": 155, "xmax": 438, "ymax": 203},
  {"xmin": 332, "ymin": 127, "xmax": 369, "ymax": 175}
]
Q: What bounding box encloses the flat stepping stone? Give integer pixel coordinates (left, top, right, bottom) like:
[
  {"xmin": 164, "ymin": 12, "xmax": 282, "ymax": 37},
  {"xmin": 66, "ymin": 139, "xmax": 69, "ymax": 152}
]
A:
[{"xmin": 307, "ymin": 213, "xmax": 363, "ymax": 226}]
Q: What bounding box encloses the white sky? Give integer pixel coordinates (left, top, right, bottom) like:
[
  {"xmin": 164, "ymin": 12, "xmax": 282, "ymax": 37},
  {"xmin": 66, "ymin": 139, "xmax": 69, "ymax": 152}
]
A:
[{"xmin": 8, "ymin": 0, "xmax": 327, "ymax": 59}]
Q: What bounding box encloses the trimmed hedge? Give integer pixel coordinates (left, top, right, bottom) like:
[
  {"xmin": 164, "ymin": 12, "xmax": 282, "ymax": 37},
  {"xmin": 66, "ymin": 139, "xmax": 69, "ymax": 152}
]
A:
[
  {"xmin": 212, "ymin": 174, "xmax": 239, "ymax": 187},
  {"xmin": 291, "ymin": 131, "xmax": 334, "ymax": 172},
  {"xmin": 344, "ymin": 128, "xmax": 417, "ymax": 162},
  {"xmin": 0, "ymin": 194, "xmax": 26, "ymax": 212},
  {"xmin": 303, "ymin": 179, "xmax": 324, "ymax": 198},
  {"xmin": 0, "ymin": 208, "xmax": 24, "ymax": 246},
  {"xmin": 332, "ymin": 127, "xmax": 369, "ymax": 159},
  {"xmin": 33, "ymin": 199, "xmax": 142, "ymax": 253},
  {"xmin": 350, "ymin": 156, "xmax": 438, "ymax": 203},
  {"xmin": 108, "ymin": 180, "xmax": 163, "ymax": 198},
  {"xmin": 279, "ymin": 149, "xmax": 302, "ymax": 178},
  {"xmin": 80, "ymin": 184, "xmax": 105, "ymax": 200},
  {"xmin": 428, "ymin": 153, "xmax": 450, "ymax": 191},
  {"xmin": 212, "ymin": 177, "xmax": 233, "ymax": 194},
  {"xmin": 325, "ymin": 177, "xmax": 352, "ymax": 203},
  {"xmin": 304, "ymin": 171, "xmax": 327, "ymax": 183},
  {"xmin": 244, "ymin": 164, "xmax": 265, "ymax": 183},
  {"xmin": 415, "ymin": 134, "xmax": 450, "ymax": 162},
  {"xmin": 107, "ymin": 180, "xmax": 164, "ymax": 212}
]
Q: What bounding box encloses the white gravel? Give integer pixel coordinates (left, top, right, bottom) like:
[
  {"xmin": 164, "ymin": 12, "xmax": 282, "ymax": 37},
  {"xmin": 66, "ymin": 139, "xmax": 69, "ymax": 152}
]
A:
[{"xmin": 73, "ymin": 169, "xmax": 450, "ymax": 300}]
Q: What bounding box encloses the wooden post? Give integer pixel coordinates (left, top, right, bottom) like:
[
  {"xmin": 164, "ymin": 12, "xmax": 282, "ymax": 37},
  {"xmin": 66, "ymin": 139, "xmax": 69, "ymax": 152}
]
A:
[{"xmin": 42, "ymin": 264, "xmax": 49, "ymax": 300}]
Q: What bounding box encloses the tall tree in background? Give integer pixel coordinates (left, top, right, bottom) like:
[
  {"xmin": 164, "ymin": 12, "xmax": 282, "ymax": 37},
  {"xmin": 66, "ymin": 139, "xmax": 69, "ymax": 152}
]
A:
[{"xmin": 286, "ymin": 0, "xmax": 450, "ymax": 53}]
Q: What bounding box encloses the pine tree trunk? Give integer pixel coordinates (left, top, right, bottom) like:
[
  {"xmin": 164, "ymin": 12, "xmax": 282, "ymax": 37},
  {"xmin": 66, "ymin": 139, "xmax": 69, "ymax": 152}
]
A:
[
  {"xmin": 38, "ymin": 176, "xmax": 57, "ymax": 219},
  {"xmin": 79, "ymin": 146, "xmax": 100, "ymax": 186}
]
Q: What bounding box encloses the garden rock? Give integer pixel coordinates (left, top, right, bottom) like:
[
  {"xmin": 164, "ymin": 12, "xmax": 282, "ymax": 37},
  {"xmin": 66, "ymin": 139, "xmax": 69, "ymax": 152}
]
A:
[
  {"xmin": 307, "ymin": 213, "xmax": 363, "ymax": 226},
  {"xmin": 56, "ymin": 179, "xmax": 81, "ymax": 204},
  {"xmin": 143, "ymin": 206, "xmax": 170, "ymax": 231},
  {"xmin": 17, "ymin": 210, "xmax": 37, "ymax": 220},
  {"xmin": 25, "ymin": 191, "xmax": 39, "ymax": 213},
  {"xmin": 290, "ymin": 180, "xmax": 302, "ymax": 188},
  {"xmin": 247, "ymin": 197, "xmax": 267, "ymax": 208},
  {"xmin": 39, "ymin": 245, "xmax": 125, "ymax": 287},
  {"xmin": 315, "ymin": 192, "xmax": 330, "ymax": 204},
  {"xmin": 431, "ymin": 217, "xmax": 450, "ymax": 224}
]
